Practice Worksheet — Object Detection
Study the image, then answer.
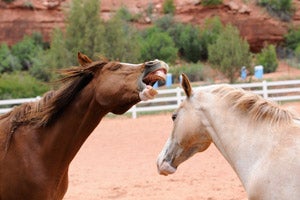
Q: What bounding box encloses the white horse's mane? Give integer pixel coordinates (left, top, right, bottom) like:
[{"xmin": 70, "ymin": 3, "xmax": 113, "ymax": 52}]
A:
[{"xmin": 208, "ymin": 85, "xmax": 295, "ymax": 125}]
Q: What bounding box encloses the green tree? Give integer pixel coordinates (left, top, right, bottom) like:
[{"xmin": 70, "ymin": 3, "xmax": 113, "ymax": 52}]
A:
[
  {"xmin": 199, "ymin": 16, "xmax": 223, "ymax": 60},
  {"xmin": 208, "ymin": 25, "xmax": 251, "ymax": 83},
  {"xmin": 140, "ymin": 27, "xmax": 177, "ymax": 63},
  {"xmin": 0, "ymin": 72, "xmax": 49, "ymax": 99},
  {"xmin": 0, "ymin": 44, "xmax": 21, "ymax": 73},
  {"xmin": 11, "ymin": 34, "xmax": 43, "ymax": 70},
  {"xmin": 256, "ymin": 44, "xmax": 278, "ymax": 73},
  {"xmin": 65, "ymin": 0, "xmax": 104, "ymax": 64},
  {"xmin": 102, "ymin": 16, "xmax": 141, "ymax": 63},
  {"xmin": 202, "ymin": 0, "xmax": 223, "ymax": 6},
  {"xmin": 31, "ymin": 28, "xmax": 71, "ymax": 81},
  {"xmin": 163, "ymin": 0, "xmax": 175, "ymax": 15},
  {"xmin": 284, "ymin": 27, "xmax": 300, "ymax": 51}
]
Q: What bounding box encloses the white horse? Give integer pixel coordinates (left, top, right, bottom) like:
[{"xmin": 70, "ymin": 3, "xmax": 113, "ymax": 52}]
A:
[{"xmin": 157, "ymin": 74, "xmax": 300, "ymax": 200}]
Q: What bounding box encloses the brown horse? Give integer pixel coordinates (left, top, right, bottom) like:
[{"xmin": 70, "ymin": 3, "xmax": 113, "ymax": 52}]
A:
[{"xmin": 0, "ymin": 53, "xmax": 168, "ymax": 200}]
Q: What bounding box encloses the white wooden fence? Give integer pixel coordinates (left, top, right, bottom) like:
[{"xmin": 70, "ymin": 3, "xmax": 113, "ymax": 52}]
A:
[{"xmin": 1, "ymin": 80, "xmax": 300, "ymax": 118}]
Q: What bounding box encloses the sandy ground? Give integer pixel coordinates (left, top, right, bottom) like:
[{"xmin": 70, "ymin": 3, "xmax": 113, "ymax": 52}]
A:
[{"xmin": 63, "ymin": 101, "xmax": 300, "ymax": 200}]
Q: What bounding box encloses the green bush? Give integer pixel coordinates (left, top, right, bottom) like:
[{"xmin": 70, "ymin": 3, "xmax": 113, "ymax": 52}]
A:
[
  {"xmin": 199, "ymin": 16, "xmax": 223, "ymax": 60},
  {"xmin": 102, "ymin": 16, "xmax": 141, "ymax": 63},
  {"xmin": 0, "ymin": 72, "xmax": 49, "ymax": 99},
  {"xmin": 295, "ymin": 44, "xmax": 300, "ymax": 62},
  {"xmin": 284, "ymin": 27, "xmax": 300, "ymax": 51},
  {"xmin": 0, "ymin": 44, "xmax": 22, "ymax": 73},
  {"xmin": 155, "ymin": 16, "xmax": 222, "ymax": 62},
  {"xmin": 169, "ymin": 63, "xmax": 206, "ymax": 83},
  {"xmin": 163, "ymin": 0, "xmax": 175, "ymax": 15},
  {"xmin": 257, "ymin": 0, "xmax": 294, "ymax": 21},
  {"xmin": 11, "ymin": 34, "xmax": 43, "ymax": 70},
  {"xmin": 202, "ymin": 0, "xmax": 223, "ymax": 6},
  {"xmin": 256, "ymin": 44, "xmax": 278, "ymax": 73},
  {"xmin": 208, "ymin": 24, "xmax": 251, "ymax": 83},
  {"xmin": 155, "ymin": 17, "xmax": 202, "ymax": 63},
  {"xmin": 140, "ymin": 27, "xmax": 177, "ymax": 63}
]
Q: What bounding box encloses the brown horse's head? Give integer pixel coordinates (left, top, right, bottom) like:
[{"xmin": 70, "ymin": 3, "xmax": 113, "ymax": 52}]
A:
[{"xmin": 77, "ymin": 53, "xmax": 168, "ymax": 114}]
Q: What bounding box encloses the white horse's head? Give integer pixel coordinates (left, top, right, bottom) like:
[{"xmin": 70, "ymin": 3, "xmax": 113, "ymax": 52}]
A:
[{"xmin": 157, "ymin": 74, "xmax": 212, "ymax": 175}]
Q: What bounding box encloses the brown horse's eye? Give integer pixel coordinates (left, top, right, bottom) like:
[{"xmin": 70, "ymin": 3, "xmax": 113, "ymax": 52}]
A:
[{"xmin": 172, "ymin": 113, "xmax": 177, "ymax": 121}]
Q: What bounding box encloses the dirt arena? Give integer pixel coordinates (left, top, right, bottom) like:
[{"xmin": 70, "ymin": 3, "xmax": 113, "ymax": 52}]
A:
[{"xmin": 63, "ymin": 102, "xmax": 300, "ymax": 200}]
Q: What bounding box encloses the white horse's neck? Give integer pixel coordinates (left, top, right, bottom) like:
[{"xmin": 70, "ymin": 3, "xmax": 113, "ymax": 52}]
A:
[{"xmin": 199, "ymin": 99, "xmax": 278, "ymax": 189}]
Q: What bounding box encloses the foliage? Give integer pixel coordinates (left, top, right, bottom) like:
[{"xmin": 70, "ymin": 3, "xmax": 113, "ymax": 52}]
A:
[
  {"xmin": 11, "ymin": 33, "xmax": 44, "ymax": 70},
  {"xmin": 115, "ymin": 6, "xmax": 140, "ymax": 22},
  {"xmin": 163, "ymin": 0, "xmax": 175, "ymax": 15},
  {"xmin": 0, "ymin": 44, "xmax": 22, "ymax": 73},
  {"xmin": 256, "ymin": 44, "xmax": 278, "ymax": 73},
  {"xmin": 284, "ymin": 27, "xmax": 300, "ymax": 51},
  {"xmin": 1, "ymin": 0, "xmax": 15, "ymax": 3},
  {"xmin": 30, "ymin": 28, "xmax": 71, "ymax": 82},
  {"xmin": 102, "ymin": 16, "xmax": 141, "ymax": 63},
  {"xmin": 295, "ymin": 45, "xmax": 300, "ymax": 62},
  {"xmin": 256, "ymin": 0, "xmax": 294, "ymax": 21},
  {"xmin": 199, "ymin": 16, "xmax": 223, "ymax": 60},
  {"xmin": 155, "ymin": 16, "xmax": 201, "ymax": 62},
  {"xmin": 202, "ymin": 0, "xmax": 223, "ymax": 6},
  {"xmin": 208, "ymin": 24, "xmax": 251, "ymax": 83},
  {"xmin": 155, "ymin": 16, "xmax": 222, "ymax": 62},
  {"xmin": 0, "ymin": 72, "xmax": 49, "ymax": 99},
  {"xmin": 64, "ymin": 0, "xmax": 104, "ymax": 64},
  {"xmin": 140, "ymin": 27, "xmax": 177, "ymax": 63},
  {"xmin": 169, "ymin": 63, "xmax": 207, "ymax": 83}
]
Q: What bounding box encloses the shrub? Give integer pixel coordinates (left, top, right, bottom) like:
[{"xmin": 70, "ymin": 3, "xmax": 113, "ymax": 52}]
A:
[
  {"xmin": 30, "ymin": 28, "xmax": 71, "ymax": 82},
  {"xmin": 163, "ymin": 0, "xmax": 175, "ymax": 15},
  {"xmin": 208, "ymin": 24, "xmax": 251, "ymax": 83},
  {"xmin": 102, "ymin": 16, "xmax": 141, "ymax": 63},
  {"xmin": 11, "ymin": 34, "xmax": 43, "ymax": 70},
  {"xmin": 0, "ymin": 44, "xmax": 22, "ymax": 73},
  {"xmin": 0, "ymin": 72, "xmax": 49, "ymax": 99},
  {"xmin": 169, "ymin": 63, "xmax": 207, "ymax": 83},
  {"xmin": 256, "ymin": 44, "xmax": 278, "ymax": 73},
  {"xmin": 155, "ymin": 17, "xmax": 202, "ymax": 63},
  {"xmin": 65, "ymin": 0, "xmax": 104, "ymax": 64},
  {"xmin": 284, "ymin": 27, "xmax": 300, "ymax": 51},
  {"xmin": 199, "ymin": 16, "xmax": 223, "ymax": 60},
  {"xmin": 256, "ymin": 0, "xmax": 294, "ymax": 21},
  {"xmin": 140, "ymin": 27, "xmax": 177, "ymax": 63},
  {"xmin": 202, "ymin": 0, "xmax": 223, "ymax": 6}
]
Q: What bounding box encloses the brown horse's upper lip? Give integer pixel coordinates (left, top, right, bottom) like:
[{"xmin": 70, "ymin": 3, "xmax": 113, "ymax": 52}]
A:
[
  {"xmin": 142, "ymin": 60, "xmax": 169, "ymax": 86},
  {"xmin": 143, "ymin": 68, "xmax": 167, "ymax": 86}
]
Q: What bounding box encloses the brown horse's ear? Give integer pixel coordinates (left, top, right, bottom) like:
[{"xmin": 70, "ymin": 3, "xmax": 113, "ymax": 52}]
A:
[
  {"xmin": 78, "ymin": 52, "xmax": 93, "ymax": 67},
  {"xmin": 181, "ymin": 73, "xmax": 192, "ymax": 98}
]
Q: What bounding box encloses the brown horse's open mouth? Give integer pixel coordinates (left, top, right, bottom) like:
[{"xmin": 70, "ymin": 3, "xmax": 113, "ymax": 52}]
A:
[
  {"xmin": 143, "ymin": 68, "xmax": 167, "ymax": 86},
  {"xmin": 142, "ymin": 60, "xmax": 169, "ymax": 87}
]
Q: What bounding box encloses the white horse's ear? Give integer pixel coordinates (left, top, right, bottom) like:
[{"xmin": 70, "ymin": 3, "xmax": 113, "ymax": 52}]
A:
[{"xmin": 181, "ymin": 73, "xmax": 192, "ymax": 98}]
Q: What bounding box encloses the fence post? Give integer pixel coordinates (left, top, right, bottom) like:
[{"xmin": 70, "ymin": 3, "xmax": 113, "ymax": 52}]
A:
[
  {"xmin": 262, "ymin": 80, "xmax": 268, "ymax": 99},
  {"xmin": 176, "ymin": 87, "xmax": 181, "ymax": 106},
  {"xmin": 131, "ymin": 105, "xmax": 137, "ymax": 119}
]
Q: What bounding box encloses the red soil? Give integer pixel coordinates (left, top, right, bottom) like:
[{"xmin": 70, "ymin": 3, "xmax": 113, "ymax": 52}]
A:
[{"xmin": 63, "ymin": 100, "xmax": 300, "ymax": 200}]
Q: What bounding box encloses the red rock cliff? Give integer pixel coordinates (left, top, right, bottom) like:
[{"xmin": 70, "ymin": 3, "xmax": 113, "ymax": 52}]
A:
[{"xmin": 0, "ymin": 0, "xmax": 299, "ymax": 52}]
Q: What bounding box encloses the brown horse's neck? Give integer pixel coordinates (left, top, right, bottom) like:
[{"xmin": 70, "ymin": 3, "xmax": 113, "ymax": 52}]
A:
[{"xmin": 40, "ymin": 83, "xmax": 107, "ymax": 171}]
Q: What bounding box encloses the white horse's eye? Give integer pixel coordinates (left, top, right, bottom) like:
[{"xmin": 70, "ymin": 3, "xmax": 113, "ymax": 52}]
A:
[{"xmin": 172, "ymin": 113, "xmax": 177, "ymax": 121}]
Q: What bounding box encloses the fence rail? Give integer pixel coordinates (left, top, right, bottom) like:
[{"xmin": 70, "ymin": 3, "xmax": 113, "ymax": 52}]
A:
[{"xmin": 1, "ymin": 80, "xmax": 300, "ymax": 118}]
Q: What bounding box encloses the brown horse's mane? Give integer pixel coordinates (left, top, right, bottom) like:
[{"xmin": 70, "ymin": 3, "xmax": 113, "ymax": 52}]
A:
[
  {"xmin": 0, "ymin": 61, "xmax": 108, "ymax": 130},
  {"xmin": 211, "ymin": 85, "xmax": 295, "ymax": 125}
]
